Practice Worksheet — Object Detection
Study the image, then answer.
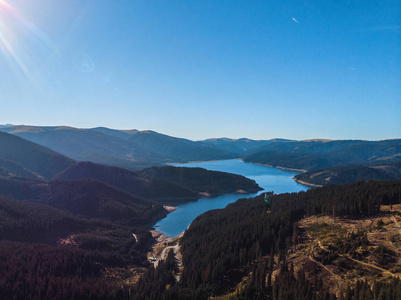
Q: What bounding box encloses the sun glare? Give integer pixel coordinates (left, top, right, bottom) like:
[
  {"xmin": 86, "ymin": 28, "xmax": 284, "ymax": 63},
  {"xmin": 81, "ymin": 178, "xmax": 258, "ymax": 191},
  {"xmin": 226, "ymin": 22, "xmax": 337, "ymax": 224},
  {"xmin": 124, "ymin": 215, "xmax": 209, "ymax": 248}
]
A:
[
  {"xmin": 0, "ymin": 0, "xmax": 53, "ymax": 80},
  {"xmin": 0, "ymin": 0, "xmax": 15, "ymax": 12}
]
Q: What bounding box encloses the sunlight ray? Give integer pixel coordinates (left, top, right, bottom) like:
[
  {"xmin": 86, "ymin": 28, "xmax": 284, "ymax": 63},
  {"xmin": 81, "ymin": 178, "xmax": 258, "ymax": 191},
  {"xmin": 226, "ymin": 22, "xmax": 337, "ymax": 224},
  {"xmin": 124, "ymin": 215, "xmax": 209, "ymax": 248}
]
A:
[{"xmin": 0, "ymin": 0, "xmax": 55, "ymax": 80}]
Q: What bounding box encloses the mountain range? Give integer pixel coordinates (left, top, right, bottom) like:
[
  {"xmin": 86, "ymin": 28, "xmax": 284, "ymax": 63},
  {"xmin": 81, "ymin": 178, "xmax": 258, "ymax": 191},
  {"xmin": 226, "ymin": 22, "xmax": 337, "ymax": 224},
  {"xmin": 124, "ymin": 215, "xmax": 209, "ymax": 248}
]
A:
[
  {"xmin": 1, "ymin": 124, "xmax": 400, "ymax": 186},
  {"xmin": 0, "ymin": 125, "xmax": 237, "ymax": 169},
  {"xmin": 0, "ymin": 130, "xmax": 261, "ymax": 224}
]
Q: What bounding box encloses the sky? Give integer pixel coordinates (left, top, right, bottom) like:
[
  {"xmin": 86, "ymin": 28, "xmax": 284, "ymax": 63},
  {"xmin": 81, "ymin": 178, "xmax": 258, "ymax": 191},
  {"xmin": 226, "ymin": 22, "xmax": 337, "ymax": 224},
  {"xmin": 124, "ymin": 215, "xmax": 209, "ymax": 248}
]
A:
[{"xmin": 0, "ymin": 0, "xmax": 400, "ymax": 140}]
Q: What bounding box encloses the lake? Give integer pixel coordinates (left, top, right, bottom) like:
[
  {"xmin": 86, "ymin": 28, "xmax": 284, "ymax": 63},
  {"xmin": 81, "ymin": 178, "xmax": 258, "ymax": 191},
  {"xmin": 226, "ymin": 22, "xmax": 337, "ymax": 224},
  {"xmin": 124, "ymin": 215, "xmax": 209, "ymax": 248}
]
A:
[{"xmin": 155, "ymin": 159, "xmax": 308, "ymax": 237}]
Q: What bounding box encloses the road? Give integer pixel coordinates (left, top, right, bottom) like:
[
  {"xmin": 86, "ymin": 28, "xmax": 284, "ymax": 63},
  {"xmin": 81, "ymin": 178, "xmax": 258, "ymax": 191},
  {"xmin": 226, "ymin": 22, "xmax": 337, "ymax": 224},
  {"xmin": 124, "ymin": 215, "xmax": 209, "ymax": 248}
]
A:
[{"xmin": 161, "ymin": 244, "xmax": 179, "ymax": 260}]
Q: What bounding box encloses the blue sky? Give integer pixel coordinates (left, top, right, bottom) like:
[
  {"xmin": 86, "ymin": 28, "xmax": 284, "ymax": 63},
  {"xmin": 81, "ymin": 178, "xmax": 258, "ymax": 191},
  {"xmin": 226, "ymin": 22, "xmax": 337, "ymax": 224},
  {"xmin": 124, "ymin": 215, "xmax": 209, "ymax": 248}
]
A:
[{"xmin": 0, "ymin": 0, "xmax": 400, "ymax": 140}]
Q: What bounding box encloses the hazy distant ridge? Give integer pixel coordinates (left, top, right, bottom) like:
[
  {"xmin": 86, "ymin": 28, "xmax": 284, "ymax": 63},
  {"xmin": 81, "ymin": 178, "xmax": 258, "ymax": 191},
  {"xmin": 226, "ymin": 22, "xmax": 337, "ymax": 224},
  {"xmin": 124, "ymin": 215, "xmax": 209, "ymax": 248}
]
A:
[{"xmin": 0, "ymin": 125, "xmax": 236, "ymax": 169}]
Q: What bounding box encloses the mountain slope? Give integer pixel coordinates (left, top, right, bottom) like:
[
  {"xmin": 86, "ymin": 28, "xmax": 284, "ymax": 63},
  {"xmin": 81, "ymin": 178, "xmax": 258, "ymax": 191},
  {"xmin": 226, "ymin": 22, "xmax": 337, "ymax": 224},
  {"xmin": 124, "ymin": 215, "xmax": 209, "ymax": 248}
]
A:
[
  {"xmin": 0, "ymin": 131, "xmax": 74, "ymax": 179},
  {"xmin": 0, "ymin": 195, "xmax": 88, "ymax": 243},
  {"xmin": 243, "ymin": 139, "xmax": 401, "ymax": 171},
  {"xmin": 294, "ymin": 162, "xmax": 401, "ymax": 186},
  {"xmin": 136, "ymin": 166, "xmax": 262, "ymax": 196},
  {"xmin": 0, "ymin": 125, "xmax": 235, "ymax": 169},
  {"xmin": 55, "ymin": 162, "xmax": 261, "ymax": 199},
  {"xmin": 0, "ymin": 176, "xmax": 166, "ymax": 223},
  {"xmin": 127, "ymin": 130, "xmax": 236, "ymax": 162},
  {"xmin": 54, "ymin": 161, "xmax": 198, "ymax": 199},
  {"xmin": 0, "ymin": 125, "xmax": 164, "ymax": 169},
  {"xmin": 202, "ymin": 138, "xmax": 292, "ymax": 155},
  {"xmin": 90, "ymin": 127, "xmax": 139, "ymax": 140}
]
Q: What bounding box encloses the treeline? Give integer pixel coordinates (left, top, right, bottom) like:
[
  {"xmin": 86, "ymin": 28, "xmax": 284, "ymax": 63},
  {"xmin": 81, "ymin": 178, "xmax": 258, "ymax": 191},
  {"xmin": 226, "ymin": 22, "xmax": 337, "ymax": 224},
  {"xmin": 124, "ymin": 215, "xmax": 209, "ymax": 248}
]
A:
[{"xmin": 271, "ymin": 181, "xmax": 401, "ymax": 218}]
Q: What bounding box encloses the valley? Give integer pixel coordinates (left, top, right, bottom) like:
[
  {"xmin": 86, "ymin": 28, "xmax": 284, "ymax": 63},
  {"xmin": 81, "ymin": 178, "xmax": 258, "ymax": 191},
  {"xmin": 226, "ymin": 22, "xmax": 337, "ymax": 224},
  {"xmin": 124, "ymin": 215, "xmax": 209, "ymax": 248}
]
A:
[{"xmin": 0, "ymin": 125, "xmax": 400, "ymax": 299}]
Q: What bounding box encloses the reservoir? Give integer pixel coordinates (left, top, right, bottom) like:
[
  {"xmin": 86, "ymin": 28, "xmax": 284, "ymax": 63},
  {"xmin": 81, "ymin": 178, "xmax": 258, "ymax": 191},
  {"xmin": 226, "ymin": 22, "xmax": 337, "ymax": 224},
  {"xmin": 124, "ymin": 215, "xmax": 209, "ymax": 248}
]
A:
[{"xmin": 155, "ymin": 159, "xmax": 308, "ymax": 237}]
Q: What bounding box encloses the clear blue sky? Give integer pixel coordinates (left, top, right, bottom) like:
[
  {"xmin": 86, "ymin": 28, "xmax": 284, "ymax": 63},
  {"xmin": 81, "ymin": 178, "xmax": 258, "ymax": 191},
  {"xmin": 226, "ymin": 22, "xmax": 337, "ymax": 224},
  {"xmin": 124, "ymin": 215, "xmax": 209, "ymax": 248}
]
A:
[{"xmin": 1, "ymin": 0, "xmax": 400, "ymax": 140}]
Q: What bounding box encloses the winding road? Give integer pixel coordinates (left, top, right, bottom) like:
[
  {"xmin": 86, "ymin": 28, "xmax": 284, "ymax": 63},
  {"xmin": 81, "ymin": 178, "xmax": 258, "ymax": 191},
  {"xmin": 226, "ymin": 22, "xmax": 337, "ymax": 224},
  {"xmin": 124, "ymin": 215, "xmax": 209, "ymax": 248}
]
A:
[{"xmin": 161, "ymin": 244, "xmax": 179, "ymax": 260}]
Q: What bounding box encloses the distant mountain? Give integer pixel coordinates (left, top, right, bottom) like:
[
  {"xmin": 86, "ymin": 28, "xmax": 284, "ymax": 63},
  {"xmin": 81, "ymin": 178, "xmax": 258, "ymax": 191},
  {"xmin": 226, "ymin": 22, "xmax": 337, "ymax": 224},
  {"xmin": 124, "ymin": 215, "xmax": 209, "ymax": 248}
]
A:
[
  {"xmin": 202, "ymin": 138, "xmax": 292, "ymax": 155},
  {"xmin": 127, "ymin": 130, "xmax": 237, "ymax": 162},
  {"xmin": 294, "ymin": 162, "xmax": 401, "ymax": 186},
  {"xmin": 0, "ymin": 125, "xmax": 163, "ymax": 170},
  {"xmin": 0, "ymin": 125, "xmax": 235, "ymax": 169},
  {"xmin": 243, "ymin": 139, "xmax": 401, "ymax": 171},
  {"xmin": 90, "ymin": 127, "xmax": 139, "ymax": 140},
  {"xmin": 0, "ymin": 130, "xmax": 259, "ymax": 202},
  {"xmin": 0, "ymin": 131, "xmax": 74, "ymax": 179}
]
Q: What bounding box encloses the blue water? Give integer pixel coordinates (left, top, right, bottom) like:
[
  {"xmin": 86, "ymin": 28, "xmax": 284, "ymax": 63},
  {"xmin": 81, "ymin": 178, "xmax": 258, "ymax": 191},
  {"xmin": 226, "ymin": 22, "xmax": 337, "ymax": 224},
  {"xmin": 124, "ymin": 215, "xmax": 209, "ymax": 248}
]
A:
[{"xmin": 155, "ymin": 159, "xmax": 308, "ymax": 237}]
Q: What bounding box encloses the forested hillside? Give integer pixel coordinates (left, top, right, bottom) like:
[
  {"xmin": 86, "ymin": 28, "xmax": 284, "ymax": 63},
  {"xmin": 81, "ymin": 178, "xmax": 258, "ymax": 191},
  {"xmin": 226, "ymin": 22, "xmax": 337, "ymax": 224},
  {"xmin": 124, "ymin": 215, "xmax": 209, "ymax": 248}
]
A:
[
  {"xmin": 202, "ymin": 138, "xmax": 292, "ymax": 155},
  {"xmin": 127, "ymin": 130, "xmax": 237, "ymax": 162},
  {"xmin": 135, "ymin": 181, "xmax": 401, "ymax": 299},
  {"xmin": 295, "ymin": 162, "xmax": 401, "ymax": 186},
  {"xmin": 54, "ymin": 162, "xmax": 198, "ymax": 200},
  {"xmin": 243, "ymin": 139, "xmax": 401, "ymax": 172},
  {"xmin": 136, "ymin": 166, "xmax": 262, "ymax": 196},
  {"xmin": 0, "ymin": 131, "xmax": 74, "ymax": 179}
]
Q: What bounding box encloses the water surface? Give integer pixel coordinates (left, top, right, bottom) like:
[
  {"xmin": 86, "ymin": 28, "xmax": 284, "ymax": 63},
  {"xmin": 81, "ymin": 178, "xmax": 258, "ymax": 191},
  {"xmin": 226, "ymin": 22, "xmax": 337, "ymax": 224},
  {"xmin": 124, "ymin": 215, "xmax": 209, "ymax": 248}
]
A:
[{"xmin": 155, "ymin": 159, "xmax": 308, "ymax": 237}]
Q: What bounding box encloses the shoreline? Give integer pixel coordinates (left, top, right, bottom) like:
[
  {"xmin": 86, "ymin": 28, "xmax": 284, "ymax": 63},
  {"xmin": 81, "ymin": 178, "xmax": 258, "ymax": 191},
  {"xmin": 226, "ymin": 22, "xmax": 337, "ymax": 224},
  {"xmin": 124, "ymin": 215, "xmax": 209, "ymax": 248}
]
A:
[
  {"xmin": 242, "ymin": 160, "xmax": 307, "ymax": 173},
  {"xmin": 166, "ymin": 158, "xmax": 242, "ymax": 165},
  {"xmin": 163, "ymin": 205, "xmax": 178, "ymax": 213},
  {"xmin": 150, "ymin": 228, "xmax": 186, "ymax": 244},
  {"xmin": 292, "ymin": 178, "xmax": 323, "ymax": 188}
]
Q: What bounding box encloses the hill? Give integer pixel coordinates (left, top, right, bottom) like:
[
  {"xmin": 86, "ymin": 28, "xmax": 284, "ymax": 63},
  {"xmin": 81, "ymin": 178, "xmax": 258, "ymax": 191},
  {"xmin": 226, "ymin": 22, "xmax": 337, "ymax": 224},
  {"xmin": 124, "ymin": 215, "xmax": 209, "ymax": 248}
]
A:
[
  {"xmin": 127, "ymin": 130, "xmax": 237, "ymax": 162},
  {"xmin": 0, "ymin": 193, "xmax": 155, "ymax": 299},
  {"xmin": 54, "ymin": 161, "xmax": 198, "ymax": 200},
  {"xmin": 295, "ymin": 162, "xmax": 401, "ymax": 186},
  {"xmin": 0, "ymin": 125, "xmax": 164, "ymax": 170},
  {"xmin": 0, "ymin": 195, "xmax": 88, "ymax": 244},
  {"xmin": 137, "ymin": 181, "xmax": 401, "ymax": 299},
  {"xmin": 0, "ymin": 131, "xmax": 74, "ymax": 179},
  {"xmin": 136, "ymin": 166, "xmax": 262, "ymax": 196},
  {"xmin": 243, "ymin": 139, "xmax": 401, "ymax": 171},
  {"xmin": 0, "ymin": 125, "xmax": 235, "ymax": 169},
  {"xmin": 55, "ymin": 162, "xmax": 261, "ymax": 200},
  {"xmin": 0, "ymin": 176, "xmax": 167, "ymax": 224}
]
